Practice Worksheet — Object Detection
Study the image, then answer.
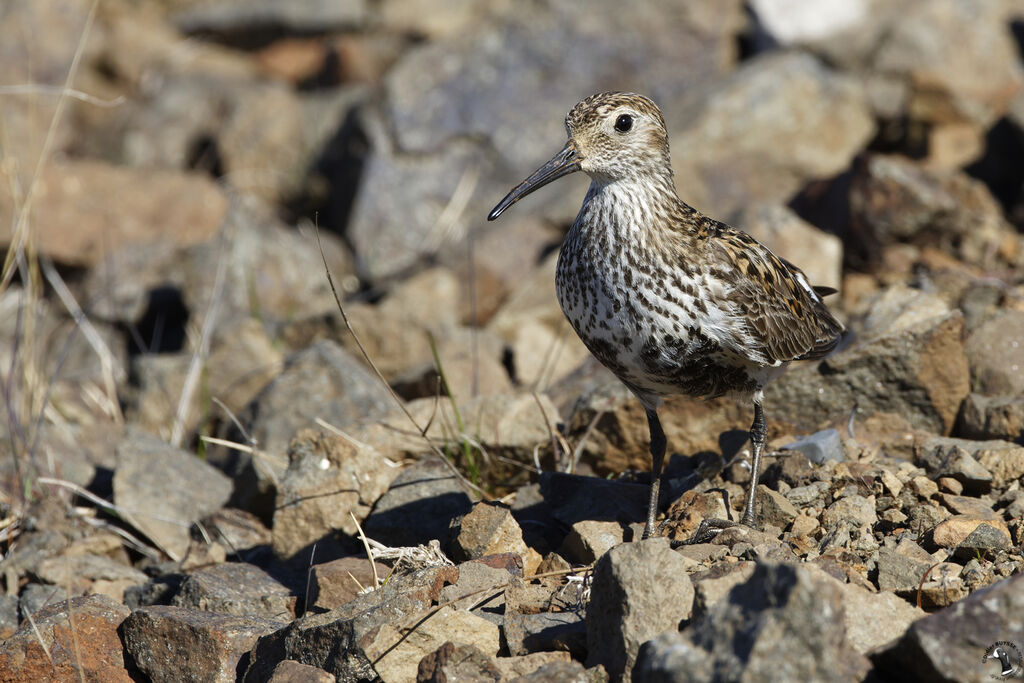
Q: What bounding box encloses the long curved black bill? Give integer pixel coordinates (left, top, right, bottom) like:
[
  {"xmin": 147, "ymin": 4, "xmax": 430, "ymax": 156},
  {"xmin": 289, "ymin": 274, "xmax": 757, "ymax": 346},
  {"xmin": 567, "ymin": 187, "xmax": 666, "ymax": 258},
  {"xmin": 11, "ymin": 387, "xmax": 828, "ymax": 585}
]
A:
[{"xmin": 487, "ymin": 141, "xmax": 580, "ymax": 221}]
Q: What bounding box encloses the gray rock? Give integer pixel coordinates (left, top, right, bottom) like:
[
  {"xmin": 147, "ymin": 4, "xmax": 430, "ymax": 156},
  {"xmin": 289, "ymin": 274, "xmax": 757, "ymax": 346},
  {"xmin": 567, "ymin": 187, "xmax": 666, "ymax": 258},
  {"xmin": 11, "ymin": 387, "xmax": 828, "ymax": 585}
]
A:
[
  {"xmin": 636, "ymin": 563, "xmax": 870, "ymax": 682},
  {"xmin": 768, "ymin": 311, "xmax": 969, "ymax": 436},
  {"xmin": 173, "ymin": 562, "xmax": 295, "ymax": 620},
  {"xmin": 492, "ymin": 652, "xmax": 577, "ymax": 681},
  {"xmin": 752, "ymin": 486, "xmax": 799, "ymax": 530},
  {"xmin": 113, "ymin": 430, "xmax": 233, "ymax": 562},
  {"xmin": 586, "ymin": 539, "xmax": 695, "ymax": 681},
  {"xmin": 690, "ymin": 561, "xmax": 757, "ymax": 618},
  {"xmin": 508, "ymin": 660, "xmax": 607, "ymax": 683},
  {"xmin": 175, "ymin": 0, "xmax": 366, "ymax": 35},
  {"xmin": 362, "ymin": 459, "xmax": 473, "ymax": 547},
  {"xmin": 0, "ymin": 595, "xmax": 132, "ymax": 682},
  {"xmin": 967, "ymin": 310, "xmax": 1024, "ymax": 397},
  {"xmin": 272, "ymin": 429, "xmax": 397, "ymax": 560},
  {"xmin": 449, "ymin": 502, "xmax": 534, "ymax": 569},
  {"xmin": 821, "ymin": 494, "xmax": 877, "ymax": 530},
  {"xmin": 34, "ymin": 553, "xmax": 148, "ymax": 602},
  {"xmin": 560, "ymin": 520, "xmax": 626, "ymax": 565},
  {"xmin": 504, "ymin": 611, "xmax": 587, "ymax": 659},
  {"xmin": 837, "ymin": 579, "xmax": 924, "ymax": 654},
  {"xmin": 18, "ymin": 584, "xmax": 70, "ymax": 622},
  {"xmin": 958, "ymin": 393, "xmax": 1024, "ymax": 443},
  {"xmin": 0, "ymin": 594, "xmax": 17, "ymax": 638},
  {"xmin": 780, "ymin": 428, "xmax": 844, "ymax": 464},
  {"xmin": 916, "ymin": 436, "xmax": 1024, "ymax": 490},
  {"xmin": 348, "ymin": 0, "xmax": 744, "ymax": 279},
  {"xmin": 873, "ymin": 572, "xmax": 1024, "ymax": 682},
  {"xmin": 243, "ymin": 565, "xmax": 460, "ymax": 681},
  {"xmin": 876, "ymin": 546, "xmax": 932, "ymax": 594},
  {"xmin": 122, "ymin": 606, "xmax": 285, "ymax": 683}
]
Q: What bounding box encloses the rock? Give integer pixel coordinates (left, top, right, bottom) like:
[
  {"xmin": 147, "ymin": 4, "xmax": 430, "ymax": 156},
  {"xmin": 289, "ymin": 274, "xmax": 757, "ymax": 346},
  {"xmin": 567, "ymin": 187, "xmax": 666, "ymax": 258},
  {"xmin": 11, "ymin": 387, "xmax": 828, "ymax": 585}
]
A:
[
  {"xmin": 636, "ymin": 563, "xmax": 871, "ymax": 681},
  {"xmin": 917, "ymin": 562, "xmax": 969, "ymax": 610},
  {"xmin": 586, "ymin": 539, "xmax": 695, "ymax": 680},
  {"xmin": 668, "ymin": 51, "xmax": 875, "ymax": 218},
  {"xmin": 492, "ymin": 652, "xmax": 575, "ymax": 680},
  {"xmin": 736, "ymin": 204, "xmax": 843, "ymax": 292},
  {"xmin": 873, "ymin": 572, "xmax": 1024, "ymax": 682},
  {"xmin": 362, "ymin": 459, "xmax": 473, "ymax": 547},
  {"xmin": 850, "ymin": 155, "xmax": 1022, "ymax": 269},
  {"xmin": 272, "ymin": 429, "xmax": 397, "ymax": 560},
  {"xmin": 507, "ymin": 660, "xmax": 605, "ymax": 683},
  {"xmin": 967, "ymin": 310, "xmax": 1024, "ymax": 396},
  {"xmin": 539, "ymin": 472, "xmax": 647, "ymax": 533},
  {"xmin": 308, "ymin": 556, "xmax": 390, "ymax": 612},
  {"xmin": 690, "ymin": 561, "xmax": 757, "ymax": 617},
  {"xmin": 958, "ymin": 393, "xmax": 1024, "ymax": 442},
  {"xmin": 821, "ymin": 494, "xmax": 877, "ymax": 530},
  {"xmin": 0, "ymin": 160, "xmax": 227, "ymax": 267},
  {"xmin": 437, "ymin": 561, "xmax": 515, "ymax": 621},
  {"xmin": 224, "ymin": 339, "xmax": 393, "ymax": 514},
  {"xmin": 837, "ymin": 579, "xmax": 925, "ymax": 654},
  {"xmin": 244, "ymin": 565, "xmax": 459, "ymax": 681},
  {"xmin": 910, "ymin": 475, "xmax": 939, "ymax": 499},
  {"xmin": 417, "ymin": 641, "xmax": 502, "ymax": 683},
  {"xmin": 952, "ymin": 523, "xmax": 1013, "ymax": 559},
  {"xmin": 768, "ymin": 311, "xmax": 969, "ymax": 436},
  {"xmin": 0, "ymin": 595, "xmax": 133, "ymax": 683},
  {"xmin": 203, "ymin": 508, "xmax": 272, "ymax": 553},
  {"xmin": 122, "ymin": 606, "xmax": 285, "ymax": 683},
  {"xmin": 367, "ymin": 607, "xmax": 500, "ymax": 683},
  {"xmin": 779, "ymin": 428, "xmax": 844, "ymax": 465},
  {"xmin": 559, "ymin": 521, "xmax": 626, "ymax": 565},
  {"xmin": 449, "ymin": 502, "xmax": 536, "ymax": 572},
  {"xmin": 504, "ymin": 611, "xmax": 587, "ymax": 659},
  {"xmin": 753, "ymin": 486, "xmax": 798, "ymax": 530},
  {"xmin": 932, "ymin": 516, "xmax": 1011, "ymax": 551},
  {"xmin": 918, "ymin": 436, "xmax": 1024, "ymax": 489},
  {"xmin": 876, "ymin": 546, "xmax": 933, "ymax": 594},
  {"xmin": 34, "ymin": 553, "xmax": 147, "ymax": 603},
  {"xmin": 113, "ymin": 430, "xmax": 233, "ymax": 561},
  {"xmin": 172, "ymin": 562, "xmax": 295, "ymax": 620},
  {"xmin": 175, "ymin": 0, "xmax": 367, "ymax": 36},
  {"xmin": 0, "ymin": 595, "xmax": 17, "ymax": 639},
  {"xmin": 349, "ymin": 0, "xmax": 743, "ymax": 279},
  {"xmin": 268, "ymin": 660, "xmax": 334, "ymax": 683}
]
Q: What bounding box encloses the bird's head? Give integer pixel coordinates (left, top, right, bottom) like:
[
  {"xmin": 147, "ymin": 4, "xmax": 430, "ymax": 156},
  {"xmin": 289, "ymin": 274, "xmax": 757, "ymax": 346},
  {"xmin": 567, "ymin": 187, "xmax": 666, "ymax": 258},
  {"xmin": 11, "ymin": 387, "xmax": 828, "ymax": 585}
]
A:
[{"xmin": 488, "ymin": 91, "xmax": 672, "ymax": 221}]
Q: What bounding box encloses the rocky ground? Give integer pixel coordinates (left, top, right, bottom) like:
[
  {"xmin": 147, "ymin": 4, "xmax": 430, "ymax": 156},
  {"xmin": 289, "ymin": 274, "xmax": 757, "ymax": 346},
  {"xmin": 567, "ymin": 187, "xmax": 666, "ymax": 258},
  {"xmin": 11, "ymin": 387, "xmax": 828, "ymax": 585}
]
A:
[{"xmin": 1, "ymin": 0, "xmax": 1024, "ymax": 681}]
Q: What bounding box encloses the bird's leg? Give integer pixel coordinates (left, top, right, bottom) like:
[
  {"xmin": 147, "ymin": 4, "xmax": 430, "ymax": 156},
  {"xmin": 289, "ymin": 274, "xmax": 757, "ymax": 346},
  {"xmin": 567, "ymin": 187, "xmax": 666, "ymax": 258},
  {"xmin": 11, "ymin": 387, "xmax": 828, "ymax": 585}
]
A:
[
  {"xmin": 642, "ymin": 408, "xmax": 666, "ymax": 540},
  {"xmin": 740, "ymin": 397, "xmax": 766, "ymax": 528}
]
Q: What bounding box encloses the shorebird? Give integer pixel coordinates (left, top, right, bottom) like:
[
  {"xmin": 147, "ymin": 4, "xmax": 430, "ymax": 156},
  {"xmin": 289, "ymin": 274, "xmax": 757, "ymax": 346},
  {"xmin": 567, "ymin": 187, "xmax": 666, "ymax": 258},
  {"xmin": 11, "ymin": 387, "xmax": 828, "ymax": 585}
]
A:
[{"xmin": 488, "ymin": 92, "xmax": 843, "ymax": 540}]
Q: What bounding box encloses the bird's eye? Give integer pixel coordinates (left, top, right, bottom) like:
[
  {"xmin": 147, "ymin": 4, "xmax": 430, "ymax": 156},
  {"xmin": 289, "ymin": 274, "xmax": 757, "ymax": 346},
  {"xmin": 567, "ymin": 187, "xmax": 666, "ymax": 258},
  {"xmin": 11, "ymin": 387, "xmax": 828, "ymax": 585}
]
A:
[{"xmin": 614, "ymin": 114, "xmax": 633, "ymax": 133}]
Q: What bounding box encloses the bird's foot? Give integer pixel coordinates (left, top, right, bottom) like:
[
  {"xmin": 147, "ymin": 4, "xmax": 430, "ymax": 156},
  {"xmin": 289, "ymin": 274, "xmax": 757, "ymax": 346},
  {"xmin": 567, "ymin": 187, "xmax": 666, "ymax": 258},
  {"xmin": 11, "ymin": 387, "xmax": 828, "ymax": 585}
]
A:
[{"xmin": 670, "ymin": 518, "xmax": 740, "ymax": 546}]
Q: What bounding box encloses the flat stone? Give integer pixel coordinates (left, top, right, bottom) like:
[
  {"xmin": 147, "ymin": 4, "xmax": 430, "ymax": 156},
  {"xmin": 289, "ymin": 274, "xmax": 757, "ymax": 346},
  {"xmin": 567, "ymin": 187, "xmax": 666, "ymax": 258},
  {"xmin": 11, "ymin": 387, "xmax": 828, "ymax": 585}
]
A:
[
  {"xmin": 754, "ymin": 486, "xmax": 799, "ymax": 530},
  {"xmin": 113, "ymin": 430, "xmax": 232, "ymax": 561},
  {"xmin": 0, "ymin": 595, "xmax": 133, "ymax": 683},
  {"xmin": 586, "ymin": 539, "xmax": 694, "ymax": 680},
  {"xmin": 559, "ymin": 520, "xmax": 625, "ymax": 565},
  {"xmin": 308, "ymin": 557, "xmax": 391, "ymax": 612},
  {"xmin": 504, "ymin": 611, "xmax": 587, "ymax": 659},
  {"xmin": 122, "ymin": 606, "xmax": 285, "ymax": 683},
  {"xmin": 172, "ymin": 562, "xmax": 295, "ymax": 620}
]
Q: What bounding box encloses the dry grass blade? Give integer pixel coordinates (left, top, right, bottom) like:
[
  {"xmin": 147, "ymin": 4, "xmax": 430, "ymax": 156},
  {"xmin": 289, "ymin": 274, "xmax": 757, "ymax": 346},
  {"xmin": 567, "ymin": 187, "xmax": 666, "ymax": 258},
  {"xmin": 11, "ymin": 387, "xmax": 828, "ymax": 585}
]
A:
[
  {"xmin": 349, "ymin": 511, "xmax": 380, "ymax": 590},
  {"xmin": 312, "ymin": 225, "xmax": 487, "ymax": 499},
  {"xmin": 24, "ymin": 608, "xmax": 52, "ymax": 665},
  {"xmin": 0, "ymin": 85, "xmax": 125, "ymax": 107}
]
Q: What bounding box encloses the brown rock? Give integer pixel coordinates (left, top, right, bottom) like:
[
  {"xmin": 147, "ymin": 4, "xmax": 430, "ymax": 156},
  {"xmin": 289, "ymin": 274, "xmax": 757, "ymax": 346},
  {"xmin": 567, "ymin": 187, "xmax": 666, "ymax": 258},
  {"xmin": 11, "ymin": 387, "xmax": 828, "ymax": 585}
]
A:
[
  {"xmin": 416, "ymin": 641, "xmax": 502, "ymax": 683},
  {"xmin": 450, "ymin": 502, "xmax": 538, "ymax": 574},
  {"xmin": 268, "ymin": 660, "xmax": 334, "ymax": 683},
  {"xmin": 122, "ymin": 606, "xmax": 285, "ymax": 683},
  {"xmin": 559, "ymin": 520, "xmax": 625, "ymax": 565},
  {"xmin": 0, "ymin": 595, "xmax": 132, "ymax": 683},
  {"xmin": 959, "ymin": 393, "xmax": 1024, "ymax": 442},
  {"xmin": 492, "ymin": 652, "xmax": 574, "ymax": 680},
  {"xmin": 34, "ymin": 554, "xmax": 147, "ymax": 604},
  {"xmin": 309, "ymin": 557, "xmax": 391, "ymax": 612},
  {"xmin": 0, "ymin": 160, "xmax": 227, "ymax": 267},
  {"xmin": 931, "ymin": 515, "xmax": 1011, "ymax": 549},
  {"xmin": 173, "ymin": 562, "xmax": 296, "ymax": 620}
]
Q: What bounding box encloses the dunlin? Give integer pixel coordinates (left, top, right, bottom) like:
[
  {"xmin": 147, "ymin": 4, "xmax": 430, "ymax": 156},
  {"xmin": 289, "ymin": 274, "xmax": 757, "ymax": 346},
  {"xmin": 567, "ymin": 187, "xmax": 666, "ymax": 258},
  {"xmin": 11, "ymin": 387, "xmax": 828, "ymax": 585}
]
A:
[{"xmin": 488, "ymin": 91, "xmax": 843, "ymax": 540}]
